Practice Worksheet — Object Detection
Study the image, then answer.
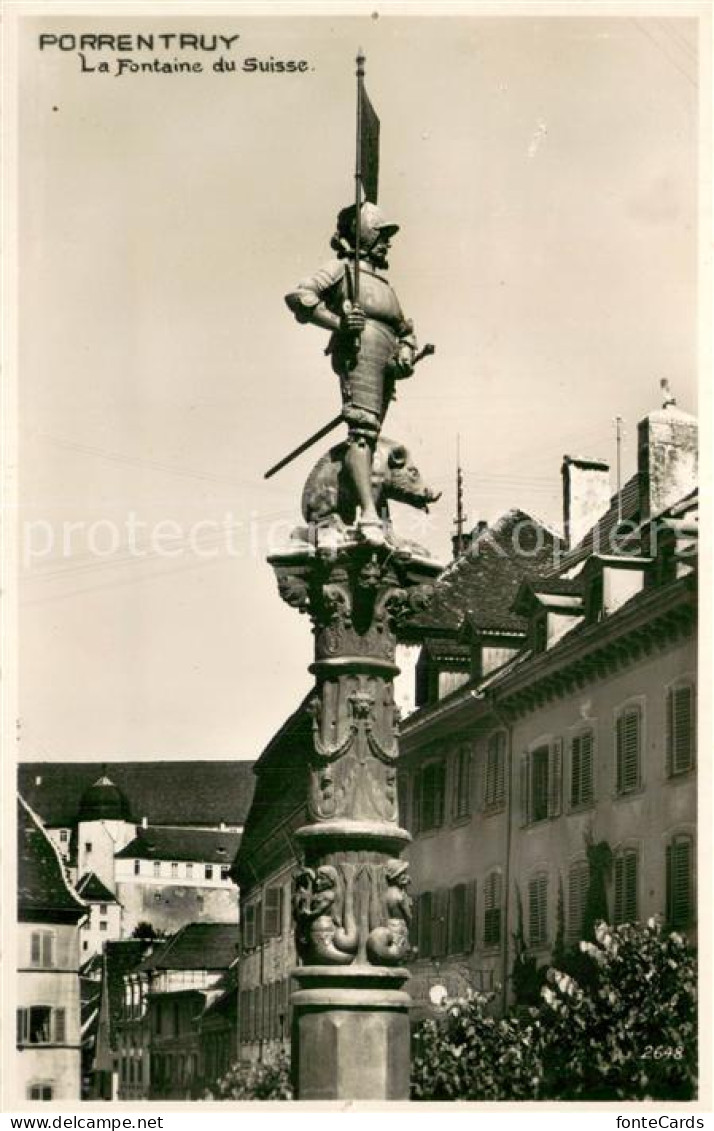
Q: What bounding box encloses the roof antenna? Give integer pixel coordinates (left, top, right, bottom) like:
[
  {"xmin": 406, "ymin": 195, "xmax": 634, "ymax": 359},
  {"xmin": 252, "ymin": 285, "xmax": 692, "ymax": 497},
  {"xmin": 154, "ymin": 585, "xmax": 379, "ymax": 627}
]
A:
[
  {"xmin": 452, "ymin": 434, "xmax": 467, "ymax": 557},
  {"xmin": 615, "ymin": 416, "xmax": 623, "ymax": 525}
]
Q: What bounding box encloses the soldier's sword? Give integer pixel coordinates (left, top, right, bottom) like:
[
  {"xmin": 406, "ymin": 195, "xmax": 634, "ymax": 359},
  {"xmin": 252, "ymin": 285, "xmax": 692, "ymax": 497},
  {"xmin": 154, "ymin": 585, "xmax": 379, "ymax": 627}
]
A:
[
  {"xmin": 264, "ymin": 414, "xmax": 345, "ymax": 480},
  {"xmin": 263, "ymin": 343, "xmax": 436, "ymax": 480}
]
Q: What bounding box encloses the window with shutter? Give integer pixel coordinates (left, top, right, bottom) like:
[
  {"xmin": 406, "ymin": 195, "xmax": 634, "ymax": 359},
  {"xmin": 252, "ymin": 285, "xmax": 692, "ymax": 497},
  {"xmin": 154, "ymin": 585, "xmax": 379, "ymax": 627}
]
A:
[
  {"xmin": 485, "ymin": 732, "xmax": 506, "ymax": 809},
  {"xmin": 263, "ymin": 886, "xmax": 283, "ymax": 938},
  {"xmin": 667, "ymin": 685, "xmax": 694, "ymax": 776},
  {"xmin": 417, "ymin": 891, "xmax": 432, "ymax": 957},
  {"xmin": 613, "ymin": 849, "xmax": 638, "ymax": 924},
  {"xmin": 567, "ymin": 860, "xmax": 589, "ymax": 941},
  {"xmin": 531, "ymin": 746, "xmax": 549, "ymax": 822},
  {"xmin": 616, "ymin": 707, "xmax": 641, "ymax": 794},
  {"xmin": 483, "ymin": 871, "xmax": 502, "ymax": 947},
  {"xmin": 30, "ymin": 931, "xmax": 54, "ymax": 969},
  {"xmin": 570, "ymin": 731, "xmax": 594, "ymax": 808},
  {"xmin": 666, "ymin": 835, "xmax": 693, "ymax": 928},
  {"xmin": 448, "ymin": 884, "xmax": 466, "ymax": 954},
  {"xmin": 28, "ymin": 1084, "xmax": 53, "ymax": 1101},
  {"xmin": 528, "ymin": 874, "xmax": 548, "ymax": 946}
]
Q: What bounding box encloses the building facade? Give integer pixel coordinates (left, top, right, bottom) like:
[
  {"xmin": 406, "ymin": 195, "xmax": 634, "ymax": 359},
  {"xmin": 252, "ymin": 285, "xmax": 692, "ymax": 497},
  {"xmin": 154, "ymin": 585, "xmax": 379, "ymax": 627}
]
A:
[
  {"xmin": 399, "ymin": 401, "xmax": 698, "ymax": 1012},
  {"xmin": 17, "ymin": 796, "xmax": 87, "ymax": 1102},
  {"xmin": 18, "ymin": 764, "xmax": 252, "ymax": 944},
  {"xmin": 232, "ymin": 704, "xmax": 311, "ymax": 1065}
]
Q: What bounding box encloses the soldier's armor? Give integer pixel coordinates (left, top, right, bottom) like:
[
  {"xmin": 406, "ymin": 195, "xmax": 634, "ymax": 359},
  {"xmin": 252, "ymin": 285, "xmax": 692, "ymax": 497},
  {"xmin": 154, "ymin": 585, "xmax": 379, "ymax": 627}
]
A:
[{"xmin": 286, "ymin": 258, "xmax": 416, "ymax": 427}]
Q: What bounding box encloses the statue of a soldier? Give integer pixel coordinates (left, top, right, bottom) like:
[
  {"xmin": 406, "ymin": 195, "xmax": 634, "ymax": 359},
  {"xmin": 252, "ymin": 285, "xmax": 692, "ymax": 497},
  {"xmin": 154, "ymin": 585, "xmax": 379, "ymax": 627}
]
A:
[{"xmin": 286, "ymin": 202, "xmax": 418, "ymax": 544}]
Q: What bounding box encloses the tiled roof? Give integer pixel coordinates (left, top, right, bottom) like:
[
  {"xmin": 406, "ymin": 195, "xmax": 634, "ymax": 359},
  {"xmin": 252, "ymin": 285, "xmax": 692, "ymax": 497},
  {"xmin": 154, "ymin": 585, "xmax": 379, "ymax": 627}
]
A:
[
  {"xmin": 114, "ymin": 825, "xmax": 241, "ymax": 865},
  {"xmin": 17, "ymin": 795, "xmax": 85, "ymax": 922},
  {"xmin": 403, "ymin": 510, "xmax": 563, "ymax": 637},
  {"xmin": 17, "ymin": 761, "xmax": 255, "ymax": 830},
  {"xmin": 138, "ymin": 922, "xmax": 238, "ymax": 973},
  {"xmin": 76, "ymin": 872, "xmax": 119, "ymax": 903},
  {"xmin": 421, "ymin": 636, "xmax": 471, "ymax": 661}
]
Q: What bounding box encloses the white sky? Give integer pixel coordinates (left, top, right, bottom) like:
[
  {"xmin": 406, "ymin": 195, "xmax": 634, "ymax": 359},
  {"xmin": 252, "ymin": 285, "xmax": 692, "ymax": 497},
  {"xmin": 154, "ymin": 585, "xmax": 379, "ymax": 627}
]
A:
[{"xmin": 16, "ymin": 9, "xmax": 699, "ymax": 761}]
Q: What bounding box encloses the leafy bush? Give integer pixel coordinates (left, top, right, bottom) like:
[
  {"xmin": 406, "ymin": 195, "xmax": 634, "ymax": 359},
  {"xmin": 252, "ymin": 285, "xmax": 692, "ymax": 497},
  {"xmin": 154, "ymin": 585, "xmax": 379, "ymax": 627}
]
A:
[
  {"xmin": 411, "ymin": 991, "xmax": 543, "ymax": 1101},
  {"xmin": 411, "ymin": 920, "xmax": 696, "ymax": 1102},
  {"xmin": 539, "ymin": 920, "xmax": 696, "ymax": 1100},
  {"xmin": 205, "ymin": 1051, "xmax": 293, "ymax": 1101}
]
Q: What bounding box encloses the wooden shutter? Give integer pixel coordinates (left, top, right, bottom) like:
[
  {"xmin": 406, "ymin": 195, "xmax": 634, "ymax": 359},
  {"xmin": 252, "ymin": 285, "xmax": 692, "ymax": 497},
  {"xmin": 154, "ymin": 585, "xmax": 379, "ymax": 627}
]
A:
[
  {"xmin": 528, "ymin": 875, "xmax": 547, "ymax": 946},
  {"xmin": 452, "ymin": 746, "xmax": 471, "ymax": 819},
  {"xmin": 617, "ymin": 708, "xmax": 640, "ymax": 794},
  {"xmin": 581, "ymin": 731, "xmax": 594, "ymax": 804},
  {"xmin": 548, "ymin": 738, "xmax": 563, "ymax": 817},
  {"xmin": 495, "ymin": 733, "xmax": 506, "ymax": 806},
  {"xmin": 263, "ymin": 886, "xmax": 282, "ymax": 938},
  {"xmin": 667, "ymin": 837, "xmax": 693, "ymax": 927},
  {"xmin": 243, "ymin": 903, "xmax": 257, "ymax": 950},
  {"xmin": 571, "ymin": 732, "xmax": 594, "ymax": 807},
  {"xmin": 484, "ymin": 872, "xmax": 502, "ymax": 947},
  {"xmin": 54, "ymin": 1008, "xmax": 66, "ymax": 1044},
  {"xmin": 520, "ymin": 752, "xmax": 530, "ymax": 827},
  {"xmin": 30, "ymin": 932, "xmax": 41, "ymax": 967},
  {"xmin": 432, "ymin": 889, "xmax": 449, "ymax": 958},
  {"xmin": 464, "ymin": 879, "xmax": 476, "ymax": 953},
  {"xmin": 668, "ymin": 686, "xmax": 694, "ymax": 776},
  {"xmin": 614, "ymin": 850, "xmax": 638, "ymax": 924},
  {"xmin": 567, "ymin": 861, "xmax": 589, "ymax": 941},
  {"xmin": 484, "ymin": 734, "xmax": 497, "ymax": 808}
]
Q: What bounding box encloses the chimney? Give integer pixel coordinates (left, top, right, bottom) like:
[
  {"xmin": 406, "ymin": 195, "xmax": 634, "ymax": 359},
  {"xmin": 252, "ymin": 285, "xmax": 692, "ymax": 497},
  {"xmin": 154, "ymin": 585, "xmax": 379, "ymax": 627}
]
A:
[
  {"xmin": 561, "ymin": 456, "xmax": 611, "ymax": 549},
  {"xmin": 451, "ymin": 530, "xmax": 473, "ymax": 559},
  {"xmin": 637, "ymin": 402, "xmax": 698, "ymax": 522}
]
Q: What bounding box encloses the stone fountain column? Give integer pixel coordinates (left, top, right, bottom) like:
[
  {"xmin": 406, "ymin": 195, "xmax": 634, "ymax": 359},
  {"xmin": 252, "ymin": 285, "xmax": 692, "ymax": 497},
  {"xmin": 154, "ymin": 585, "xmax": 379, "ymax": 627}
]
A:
[{"xmin": 269, "ymin": 535, "xmax": 440, "ymax": 1100}]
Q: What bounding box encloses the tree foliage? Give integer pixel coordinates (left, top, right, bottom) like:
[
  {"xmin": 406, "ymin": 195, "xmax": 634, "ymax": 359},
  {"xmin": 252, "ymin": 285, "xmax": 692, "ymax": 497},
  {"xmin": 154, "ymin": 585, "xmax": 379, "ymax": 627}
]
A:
[{"xmin": 411, "ymin": 920, "xmax": 696, "ymax": 1102}]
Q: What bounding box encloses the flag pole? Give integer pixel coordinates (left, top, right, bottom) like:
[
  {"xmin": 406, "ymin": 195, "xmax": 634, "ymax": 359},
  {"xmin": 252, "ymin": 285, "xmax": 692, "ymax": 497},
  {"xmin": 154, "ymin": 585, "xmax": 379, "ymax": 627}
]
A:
[{"xmin": 354, "ymin": 47, "xmax": 365, "ymax": 305}]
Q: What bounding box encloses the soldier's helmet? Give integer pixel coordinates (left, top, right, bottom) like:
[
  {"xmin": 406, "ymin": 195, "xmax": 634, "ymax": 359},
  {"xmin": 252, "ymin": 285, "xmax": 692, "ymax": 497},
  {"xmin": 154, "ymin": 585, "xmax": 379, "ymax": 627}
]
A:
[{"xmin": 331, "ymin": 202, "xmax": 399, "ymax": 255}]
